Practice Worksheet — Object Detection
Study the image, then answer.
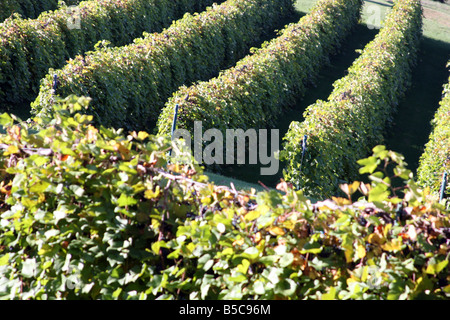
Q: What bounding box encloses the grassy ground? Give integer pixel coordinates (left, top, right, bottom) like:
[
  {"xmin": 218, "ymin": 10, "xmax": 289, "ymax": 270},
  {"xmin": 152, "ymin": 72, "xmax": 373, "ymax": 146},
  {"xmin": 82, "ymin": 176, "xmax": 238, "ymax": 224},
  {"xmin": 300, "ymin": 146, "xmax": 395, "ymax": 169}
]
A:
[{"xmin": 208, "ymin": 0, "xmax": 450, "ymax": 190}]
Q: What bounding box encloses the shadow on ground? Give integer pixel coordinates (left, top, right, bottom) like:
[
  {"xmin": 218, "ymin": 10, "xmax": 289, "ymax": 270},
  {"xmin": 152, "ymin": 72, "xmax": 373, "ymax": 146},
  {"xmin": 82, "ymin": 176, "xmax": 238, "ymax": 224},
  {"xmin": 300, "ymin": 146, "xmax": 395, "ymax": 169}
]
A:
[{"xmin": 384, "ymin": 36, "xmax": 450, "ymax": 174}]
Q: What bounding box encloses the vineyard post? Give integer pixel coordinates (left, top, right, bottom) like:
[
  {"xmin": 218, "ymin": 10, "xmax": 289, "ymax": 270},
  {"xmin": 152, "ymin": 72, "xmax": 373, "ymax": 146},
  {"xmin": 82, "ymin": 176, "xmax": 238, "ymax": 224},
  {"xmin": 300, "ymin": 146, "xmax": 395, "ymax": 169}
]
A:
[
  {"xmin": 52, "ymin": 74, "xmax": 58, "ymax": 92},
  {"xmin": 300, "ymin": 134, "xmax": 308, "ymax": 172},
  {"xmin": 169, "ymin": 104, "xmax": 179, "ymax": 157},
  {"xmin": 439, "ymin": 171, "xmax": 448, "ymax": 203}
]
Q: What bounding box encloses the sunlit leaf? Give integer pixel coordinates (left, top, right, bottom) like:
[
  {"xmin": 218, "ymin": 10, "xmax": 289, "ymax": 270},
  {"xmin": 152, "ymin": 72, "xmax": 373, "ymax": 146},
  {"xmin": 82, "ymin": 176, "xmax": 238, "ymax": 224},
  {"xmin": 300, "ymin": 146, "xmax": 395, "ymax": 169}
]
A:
[
  {"xmin": 267, "ymin": 226, "xmax": 285, "ymax": 236},
  {"xmin": 321, "ymin": 287, "xmax": 336, "ymax": 300},
  {"xmin": 426, "ymin": 259, "xmax": 448, "ymax": 275},
  {"xmin": 357, "ymin": 245, "xmax": 366, "ymax": 259}
]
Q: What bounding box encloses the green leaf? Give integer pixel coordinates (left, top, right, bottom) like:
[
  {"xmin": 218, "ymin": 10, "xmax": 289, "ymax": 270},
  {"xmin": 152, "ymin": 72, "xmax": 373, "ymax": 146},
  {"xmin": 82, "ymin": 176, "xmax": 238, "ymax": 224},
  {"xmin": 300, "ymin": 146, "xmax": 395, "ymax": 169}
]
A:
[
  {"xmin": 368, "ymin": 184, "xmax": 390, "ymax": 202},
  {"xmin": 253, "ymin": 280, "xmax": 266, "ymax": 295},
  {"xmin": 426, "ymin": 259, "xmax": 448, "ymax": 275},
  {"xmin": 0, "ymin": 254, "xmax": 9, "ymax": 266},
  {"xmin": 54, "ymin": 208, "xmax": 67, "ymax": 223},
  {"xmin": 358, "ymin": 156, "xmax": 379, "ymax": 174},
  {"xmin": 151, "ymin": 241, "xmax": 167, "ymax": 255},
  {"xmin": 29, "ymin": 181, "xmax": 51, "ymax": 194},
  {"xmin": 372, "ymin": 145, "xmax": 388, "ymax": 159},
  {"xmin": 240, "ymin": 247, "xmax": 260, "ymax": 261},
  {"xmin": 112, "ymin": 287, "xmax": 122, "ymax": 299},
  {"xmin": 228, "ymin": 273, "xmax": 247, "ymax": 283},
  {"xmin": 21, "ymin": 258, "xmax": 37, "ymax": 278},
  {"xmin": 0, "ymin": 113, "xmax": 13, "ymax": 126},
  {"xmin": 117, "ymin": 193, "xmax": 137, "ymax": 207},
  {"xmin": 300, "ymin": 241, "xmax": 322, "ymax": 254},
  {"xmin": 259, "ymin": 255, "xmax": 280, "ymax": 265},
  {"xmin": 203, "ymin": 259, "xmax": 214, "ymax": 272},
  {"xmin": 30, "ymin": 155, "xmax": 50, "ymax": 167},
  {"xmin": 69, "ymin": 185, "xmax": 85, "ymax": 198},
  {"xmin": 237, "ymin": 259, "xmax": 250, "ymax": 274},
  {"xmin": 275, "ymin": 278, "xmax": 297, "ymax": 296},
  {"xmin": 279, "ymin": 253, "xmax": 294, "ymax": 267},
  {"xmin": 265, "ymin": 267, "xmax": 281, "ymax": 285},
  {"xmin": 322, "ymin": 287, "xmax": 336, "ymax": 300}
]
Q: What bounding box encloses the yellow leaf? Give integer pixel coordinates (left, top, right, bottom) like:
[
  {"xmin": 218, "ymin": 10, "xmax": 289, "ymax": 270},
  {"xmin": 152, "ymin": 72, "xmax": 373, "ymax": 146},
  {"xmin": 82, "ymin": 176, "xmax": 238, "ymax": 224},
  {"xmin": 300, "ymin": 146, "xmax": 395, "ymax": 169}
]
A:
[
  {"xmin": 137, "ymin": 131, "xmax": 149, "ymax": 141},
  {"xmin": 38, "ymin": 193, "xmax": 46, "ymax": 204},
  {"xmin": 267, "ymin": 226, "xmax": 285, "ymax": 236},
  {"xmin": 332, "ymin": 197, "xmax": 351, "ymax": 206},
  {"xmin": 381, "ymin": 238, "xmax": 403, "ymax": 252},
  {"xmin": 220, "ymin": 247, "xmax": 234, "ymax": 257},
  {"xmin": 339, "ymin": 181, "xmax": 360, "ymax": 197},
  {"xmin": 185, "ymin": 243, "xmax": 196, "ymax": 254},
  {"xmin": 349, "ymin": 181, "xmax": 360, "ymax": 195},
  {"xmin": 113, "ymin": 141, "xmax": 131, "ymax": 159},
  {"xmin": 201, "ymin": 196, "xmax": 212, "ymax": 205},
  {"xmin": 357, "ymin": 245, "xmax": 366, "ymax": 259},
  {"xmin": 5, "ymin": 145, "xmax": 19, "ymax": 155},
  {"xmin": 343, "ymin": 244, "xmax": 354, "ymax": 263},
  {"xmin": 244, "ymin": 210, "xmax": 260, "ymax": 221},
  {"xmin": 321, "ymin": 287, "xmax": 336, "ymax": 300},
  {"xmin": 144, "ymin": 186, "xmax": 160, "ymax": 199},
  {"xmin": 368, "ymin": 233, "xmax": 385, "ymax": 245},
  {"xmin": 346, "ymin": 276, "xmax": 358, "ymax": 285},
  {"xmin": 361, "ymin": 266, "xmax": 369, "ymax": 282},
  {"xmin": 282, "ymin": 219, "xmax": 296, "ymax": 231},
  {"xmin": 443, "ymin": 284, "xmax": 450, "ymax": 294},
  {"xmin": 425, "ymin": 259, "xmax": 448, "ymax": 275},
  {"xmin": 383, "ymin": 223, "xmax": 392, "ymax": 238},
  {"xmin": 233, "ymin": 238, "xmax": 245, "ymax": 246}
]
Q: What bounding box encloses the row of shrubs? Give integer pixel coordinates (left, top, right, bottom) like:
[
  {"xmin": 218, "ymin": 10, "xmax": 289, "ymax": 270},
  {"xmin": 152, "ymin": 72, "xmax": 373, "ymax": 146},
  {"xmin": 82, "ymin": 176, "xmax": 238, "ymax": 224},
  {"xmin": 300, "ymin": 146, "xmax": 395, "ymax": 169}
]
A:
[
  {"xmin": 0, "ymin": 0, "xmax": 82, "ymax": 22},
  {"xmin": 0, "ymin": 0, "xmax": 220, "ymax": 110},
  {"xmin": 157, "ymin": 0, "xmax": 364, "ymax": 136},
  {"xmin": 31, "ymin": 0, "xmax": 295, "ymax": 131},
  {"xmin": 281, "ymin": 0, "xmax": 423, "ymax": 199},
  {"xmin": 0, "ymin": 96, "xmax": 449, "ymax": 300},
  {"xmin": 416, "ymin": 62, "xmax": 450, "ymax": 199}
]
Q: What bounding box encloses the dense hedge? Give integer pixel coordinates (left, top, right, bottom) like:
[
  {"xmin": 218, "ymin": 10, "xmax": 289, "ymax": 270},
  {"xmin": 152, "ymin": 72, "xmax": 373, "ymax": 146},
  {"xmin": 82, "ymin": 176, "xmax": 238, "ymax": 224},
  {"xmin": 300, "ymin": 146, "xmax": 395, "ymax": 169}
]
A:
[
  {"xmin": 281, "ymin": 0, "xmax": 423, "ymax": 199},
  {"xmin": 0, "ymin": 97, "xmax": 449, "ymax": 300},
  {"xmin": 157, "ymin": 0, "xmax": 363, "ymax": 136},
  {"xmin": 0, "ymin": 0, "xmax": 221, "ymax": 110},
  {"xmin": 31, "ymin": 0, "xmax": 295, "ymax": 131},
  {"xmin": 416, "ymin": 63, "xmax": 450, "ymax": 199},
  {"xmin": 0, "ymin": 0, "xmax": 82, "ymax": 22}
]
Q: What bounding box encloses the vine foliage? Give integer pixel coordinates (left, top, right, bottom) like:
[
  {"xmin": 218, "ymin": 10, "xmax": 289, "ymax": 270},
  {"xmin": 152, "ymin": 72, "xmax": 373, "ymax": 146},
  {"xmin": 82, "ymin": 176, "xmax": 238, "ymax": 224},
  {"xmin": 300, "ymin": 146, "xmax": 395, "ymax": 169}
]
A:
[{"xmin": 0, "ymin": 96, "xmax": 449, "ymax": 300}]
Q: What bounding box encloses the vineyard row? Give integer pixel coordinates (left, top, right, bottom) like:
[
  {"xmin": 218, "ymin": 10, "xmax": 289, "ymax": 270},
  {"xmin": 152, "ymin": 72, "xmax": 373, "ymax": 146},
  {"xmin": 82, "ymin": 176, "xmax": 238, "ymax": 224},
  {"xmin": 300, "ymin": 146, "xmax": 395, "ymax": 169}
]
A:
[
  {"xmin": 0, "ymin": 0, "xmax": 82, "ymax": 22},
  {"xmin": 157, "ymin": 0, "xmax": 364, "ymax": 137},
  {"xmin": 417, "ymin": 64, "xmax": 450, "ymax": 196},
  {"xmin": 0, "ymin": 0, "xmax": 220, "ymax": 109},
  {"xmin": 31, "ymin": 0, "xmax": 295, "ymax": 130},
  {"xmin": 281, "ymin": 0, "xmax": 423, "ymax": 198}
]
